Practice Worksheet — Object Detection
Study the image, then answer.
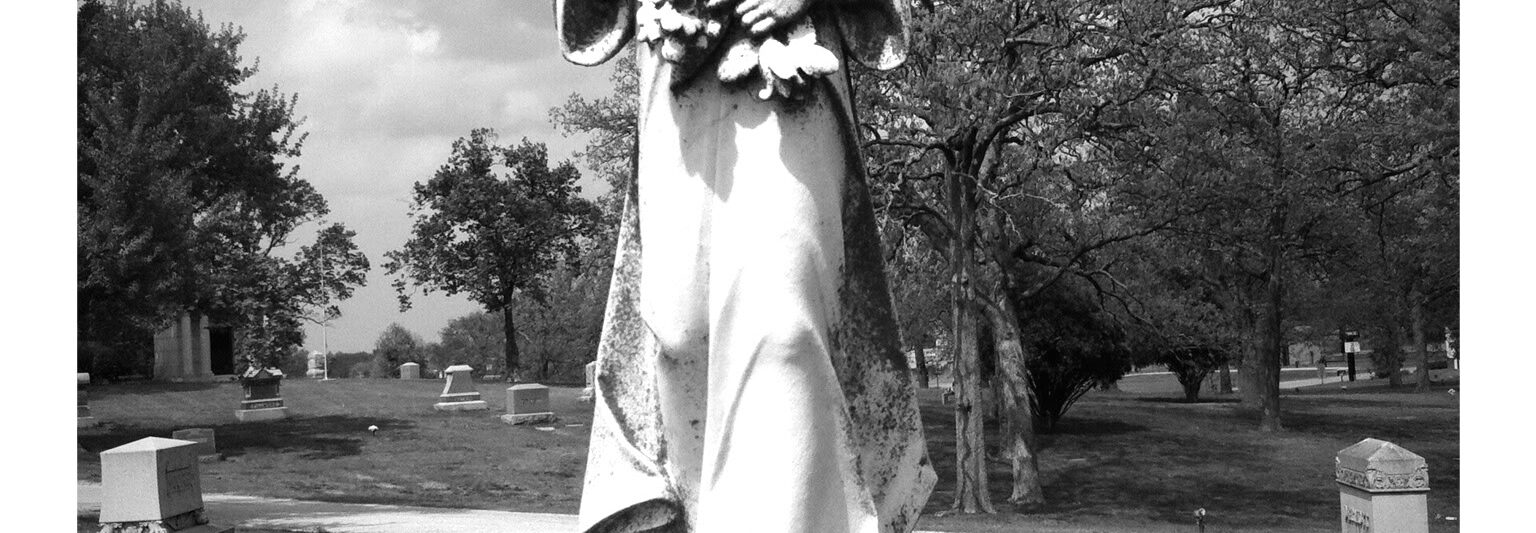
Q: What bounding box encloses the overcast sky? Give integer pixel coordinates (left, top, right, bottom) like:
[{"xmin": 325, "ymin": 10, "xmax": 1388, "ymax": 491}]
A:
[{"xmin": 177, "ymin": 0, "xmax": 620, "ymax": 352}]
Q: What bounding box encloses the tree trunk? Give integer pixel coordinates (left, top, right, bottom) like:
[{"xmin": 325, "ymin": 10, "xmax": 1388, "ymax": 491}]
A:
[
  {"xmin": 1254, "ymin": 209, "xmax": 1285, "ymax": 432},
  {"xmin": 1218, "ymin": 361, "xmax": 1233, "ymax": 394},
  {"xmin": 1237, "ymin": 313, "xmax": 1261, "ymax": 411},
  {"xmin": 914, "ymin": 341, "xmax": 931, "ymax": 389},
  {"xmin": 1381, "ymin": 312, "xmax": 1403, "ymax": 388},
  {"xmin": 1411, "ymin": 291, "xmax": 1430, "ymax": 392},
  {"xmin": 947, "ymin": 162, "xmax": 994, "ymax": 514},
  {"xmin": 984, "ymin": 299, "xmax": 1044, "ymax": 507},
  {"xmin": 502, "ymin": 307, "xmax": 521, "ymax": 383}
]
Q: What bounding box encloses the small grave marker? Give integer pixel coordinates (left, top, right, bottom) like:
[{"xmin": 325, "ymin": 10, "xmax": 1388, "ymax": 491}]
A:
[
  {"xmin": 578, "ymin": 361, "xmax": 597, "ymax": 402},
  {"xmin": 400, "ymin": 362, "xmax": 421, "ymax": 380},
  {"xmin": 79, "ymin": 372, "xmax": 97, "ymax": 427},
  {"xmin": 1336, "ymin": 438, "xmax": 1429, "ymax": 533},
  {"xmin": 235, "ymin": 367, "xmax": 288, "ymax": 422},
  {"xmin": 433, "ymin": 364, "xmax": 488, "ymax": 411},
  {"xmin": 171, "ymin": 428, "xmax": 219, "ymax": 463},
  {"xmin": 501, "ymin": 383, "xmax": 556, "ymax": 425}
]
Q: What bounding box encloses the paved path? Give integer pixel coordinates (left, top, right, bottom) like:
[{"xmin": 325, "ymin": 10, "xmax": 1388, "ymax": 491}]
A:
[{"xmin": 80, "ymin": 482, "xmax": 577, "ymax": 533}]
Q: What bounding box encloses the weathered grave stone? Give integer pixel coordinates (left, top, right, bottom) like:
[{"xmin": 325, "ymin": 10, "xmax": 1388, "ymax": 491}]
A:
[
  {"xmin": 305, "ymin": 351, "xmax": 326, "ymax": 379},
  {"xmin": 98, "ymin": 437, "xmax": 232, "ymax": 533},
  {"xmin": 400, "ymin": 362, "xmax": 421, "ymax": 380},
  {"xmin": 78, "ymin": 372, "xmax": 97, "ymax": 427},
  {"xmin": 235, "ymin": 367, "xmax": 288, "ymax": 422},
  {"xmin": 578, "ymin": 361, "xmax": 597, "ymax": 402},
  {"xmin": 433, "ymin": 364, "xmax": 487, "ymax": 411},
  {"xmin": 1336, "ymin": 438, "xmax": 1429, "ymax": 533},
  {"xmin": 501, "ymin": 383, "xmax": 557, "ymax": 425},
  {"xmin": 171, "ymin": 428, "xmax": 219, "ymax": 463}
]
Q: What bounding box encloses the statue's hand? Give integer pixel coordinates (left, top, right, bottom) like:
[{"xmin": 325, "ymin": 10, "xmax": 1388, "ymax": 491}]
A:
[{"xmin": 733, "ymin": 0, "xmax": 816, "ymax": 36}]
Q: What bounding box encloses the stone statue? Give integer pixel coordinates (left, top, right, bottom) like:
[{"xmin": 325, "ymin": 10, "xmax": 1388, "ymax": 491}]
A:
[{"xmin": 555, "ymin": 0, "xmax": 935, "ymax": 531}]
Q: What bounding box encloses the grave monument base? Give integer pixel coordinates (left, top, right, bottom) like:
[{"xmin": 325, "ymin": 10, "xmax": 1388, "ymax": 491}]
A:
[
  {"xmin": 234, "ymin": 406, "xmax": 289, "ymax": 422},
  {"xmin": 500, "ymin": 412, "xmax": 557, "ymax": 425},
  {"xmin": 433, "ymin": 400, "xmax": 488, "ymax": 411}
]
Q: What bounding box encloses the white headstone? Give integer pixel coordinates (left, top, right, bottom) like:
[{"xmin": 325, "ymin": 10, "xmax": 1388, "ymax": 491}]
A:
[
  {"xmin": 501, "ymin": 383, "xmax": 556, "ymax": 425},
  {"xmin": 578, "ymin": 361, "xmax": 597, "ymax": 402},
  {"xmin": 1336, "ymin": 438, "xmax": 1429, "ymax": 533},
  {"xmin": 433, "ymin": 364, "xmax": 487, "ymax": 411},
  {"xmin": 305, "ymin": 351, "xmax": 326, "ymax": 379},
  {"xmin": 99, "ymin": 437, "xmax": 204, "ymax": 523}
]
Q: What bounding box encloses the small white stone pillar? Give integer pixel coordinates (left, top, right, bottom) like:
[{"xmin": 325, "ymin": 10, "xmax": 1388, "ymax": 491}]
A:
[
  {"xmin": 1335, "ymin": 438, "xmax": 1429, "ymax": 533},
  {"xmin": 399, "ymin": 362, "xmax": 421, "ymax": 380},
  {"xmin": 79, "ymin": 372, "xmax": 97, "ymax": 427},
  {"xmin": 501, "ymin": 383, "xmax": 556, "ymax": 425},
  {"xmin": 305, "ymin": 351, "xmax": 326, "ymax": 379},
  {"xmin": 433, "ymin": 364, "xmax": 488, "ymax": 411},
  {"xmin": 98, "ymin": 437, "xmax": 231, "ymax": 533},
  {"xmin": 578, "ymin": 361, "xmax": 597, "ymax": 402}
]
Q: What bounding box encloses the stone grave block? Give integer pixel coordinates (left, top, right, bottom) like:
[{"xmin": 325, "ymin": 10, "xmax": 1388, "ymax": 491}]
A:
[
  {"xmin": 433, "ymin": 364, "xmax": 488, "ymax": 411},
  {"xmin": 501, "ymin": 383, "xmax": 556, "ymax": 425},
  {"xmin": 578, "ymin": 361, "xmax": 597, "ymax": 402},
  {"xmin": 1336, "ymin": 437, "xmax": 1429, "ymax": 533},
  {"xmin": 79, "ymin": 372, "xmax": 97, "ymax": 427},
  {"xmin": 99, "ymin": 437, "xmax": 231, "ymax": 533},
  {"xmin": 235, "ymin": 367, "xmax": 288, "ymax": 422},
  {"xmin": 171, "ymin": 428, "xmax": 219, "ymax": 462},
  {"xmin": 305, "ymin": 351, "xmax": 326, "ymax": 379},
  {"xmin": 400, "ymin": 362, "xmax": 421, "ymax": 380}
]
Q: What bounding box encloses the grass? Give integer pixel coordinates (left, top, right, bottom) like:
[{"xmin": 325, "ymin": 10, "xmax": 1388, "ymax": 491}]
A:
[{"xmin": 77, "ymin": 375, "xmax": 1458, "ymax": 532}]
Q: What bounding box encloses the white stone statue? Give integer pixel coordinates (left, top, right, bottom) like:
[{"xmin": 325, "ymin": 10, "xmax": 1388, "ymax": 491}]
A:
[{"xmin": 555, "ymin": 0, "xmax": 935, "ymax": 531}]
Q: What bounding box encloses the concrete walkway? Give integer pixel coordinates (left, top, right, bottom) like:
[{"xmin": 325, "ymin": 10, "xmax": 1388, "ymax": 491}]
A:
[{"xmin": 80, "ymin": 482, "xmax": 577, "ymax": 533}]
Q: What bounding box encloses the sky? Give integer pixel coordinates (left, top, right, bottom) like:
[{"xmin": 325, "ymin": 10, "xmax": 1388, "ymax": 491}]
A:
[{"xmin": 175, "ymin": 0, "xmax": 621, "ymax": 352}]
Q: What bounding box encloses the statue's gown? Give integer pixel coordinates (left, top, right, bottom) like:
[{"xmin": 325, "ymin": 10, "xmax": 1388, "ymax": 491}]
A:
[{"xmin": 554, "ymin": 2, "xmax": 936, "ymax": 532}]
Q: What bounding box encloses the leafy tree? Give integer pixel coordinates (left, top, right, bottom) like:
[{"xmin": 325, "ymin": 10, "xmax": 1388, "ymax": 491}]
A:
[
  {"xmin": 385, "ymin": 129, "xmax": 602, "ymax": 382},
  {"xmin": 549, "ymin": 49, "xmax": 639, "ymax": 217},
  {"xmin": 1017, "ymin": 276, "xmax": 1144, "ymax": 430},
  {"xmin": 436, "ymin": 311, "xmax": 506, "ymax": 373},
  {"xmin": 372, "ymin": 323, "xmax": 425, "ymax": 378},
  {"xmin": 77, "ymin": 0, "xmax": 368, "ymax": 374}
]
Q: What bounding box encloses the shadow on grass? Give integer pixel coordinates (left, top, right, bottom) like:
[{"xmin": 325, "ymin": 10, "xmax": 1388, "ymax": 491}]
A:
[
  {"xmin": 87, "ymin": 381, "xmax": 226, "ymax": 395},
  {"xmin": 77, "ymin": 415, "xmax": 418, "ymax": 467}
]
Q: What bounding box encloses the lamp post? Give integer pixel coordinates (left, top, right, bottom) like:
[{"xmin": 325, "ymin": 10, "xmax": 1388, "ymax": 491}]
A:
[{"xmin": 322, "ymin": 321, "xmax": 332, "ymax": 381}]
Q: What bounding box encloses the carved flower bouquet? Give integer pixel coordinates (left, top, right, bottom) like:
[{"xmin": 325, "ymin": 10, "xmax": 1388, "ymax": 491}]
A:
[{"xmin": 636, "ymin": 0, "xmax": 841, "ymax": 100}]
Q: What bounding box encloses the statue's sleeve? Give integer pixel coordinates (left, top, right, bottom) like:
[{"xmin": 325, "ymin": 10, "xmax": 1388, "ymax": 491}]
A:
[
  {"xmin": 830, "ymin": 0, "xmax": 910, "ymax": 71},
  {"xmin": 555, "ymin": 0, "xmax": 636, "ymax": 66}
]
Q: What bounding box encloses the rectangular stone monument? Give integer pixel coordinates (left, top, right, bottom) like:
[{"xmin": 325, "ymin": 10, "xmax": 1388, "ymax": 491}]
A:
[
  {"xmin": 1336, "ymin": 438, "xmax": 1429, "ymax": 533},
  {"xmin": 79, "ymin": 372, "xmax": 97, "ymax": 427},
  {"xmin": 235, "ymin": 367, "xmax": 288, "ymax": 422},
  {"xmin": 305, "ymin": 350, "xmax": 326, "ymax": 379},
  {"xmin": 433, "ymin": 364, "xmax": 488, "ymax": 411},
  {"xmin": 400, "ymin": 362, "xmax": 421, "ymax": 380},
  {"xmin": 578, "ymin": 361, "xmax": 597, "ymax": 402},
  {"xmin": 501, "ymin": 383, "xmax": 556, "ymax": 425},
  {"xmin": 171, "ymin": 428, "xmax": 219, "ymax": 463},
  {"xmin": 99, "ymin": 437, "xmax": 231, "ymax": 533}
]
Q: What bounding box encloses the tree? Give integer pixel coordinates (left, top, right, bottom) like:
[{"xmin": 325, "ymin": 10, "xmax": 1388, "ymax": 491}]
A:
[
  {"xmin": 372, "ymin": 323, "xmax": 424, "ymax": 378},
  {"xmin": 549, "ymin": 50, "xmax": 639, "ymax": 217},
  {"xmin": 436, "ymin": 311, "xmax": 506, "ymax": 373},
  {"xmin": 77, "ymin": 0, "xmax": 368, "ymax": 374},
  {"xmin": 385, "ymin": 129, "xmax": 602, "ymax": 382}
]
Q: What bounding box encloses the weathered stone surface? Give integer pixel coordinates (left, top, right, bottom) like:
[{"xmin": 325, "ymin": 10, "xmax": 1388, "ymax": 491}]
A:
[
  {"xmin": 1336, "ymin": 438, "xmax": 1429, "ymax": 533},
  {"xmin": 400, "ymin": 362, "xmax": 421, "ymax": 380},
  {"xmin": 578, "ymin": 361, "xmax": 597, "ymax": 402},
  {"xmin": 305, "ymin": 351, "xmax": 326, "ymax": 379},
  {"xmin": 236, "ymin": 368, "xmax": 288, "ymax": 421}
]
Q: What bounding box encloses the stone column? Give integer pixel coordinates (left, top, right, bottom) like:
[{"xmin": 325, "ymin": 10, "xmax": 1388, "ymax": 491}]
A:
[{"xmin": 1336, "ymin": 438, "xmax": 1429, "ymax": 533}]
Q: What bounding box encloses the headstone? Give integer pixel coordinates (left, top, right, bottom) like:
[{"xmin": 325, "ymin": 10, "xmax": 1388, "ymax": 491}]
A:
[
  {"xmin": 433, "ymin": 364, "xmax": 487, "ymax": 411},
  {"xmin": 400, "ymin": 362, "xmax": 421, "ymax": 380},
  {"xmin": 1336, "ymin": 438, "xmax": 1429, "ymax": 533},
  {"xmin": 78, "ymin": 372, "xmax": 97, "ymax": 427},
  {"xmin": 501, "ymin": 383, "xmax": 556, "ymax": 425},
  {"xmin": 171, "ymin": 428, "xmax": 219, "ymax": 462},
  {"xmin": 98, "ymin": 437, "xmax": 231, "ymax": 533},
  {"xmin": 234, "ymin": 367, "xmax": 289, "ymax": 422},
  {"xmin": 305, "ymin": 351, "xmax": 326, "ymax": 379},
  {"xmin": 578, "ymin": 361, "xmax": 597, "ymax": 402}
]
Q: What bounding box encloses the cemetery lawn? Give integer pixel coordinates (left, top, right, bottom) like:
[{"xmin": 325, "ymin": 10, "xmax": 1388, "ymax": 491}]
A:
[{"xmin": 77, "ymin": 377, "xmax": 1458, "ymax": 532}]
